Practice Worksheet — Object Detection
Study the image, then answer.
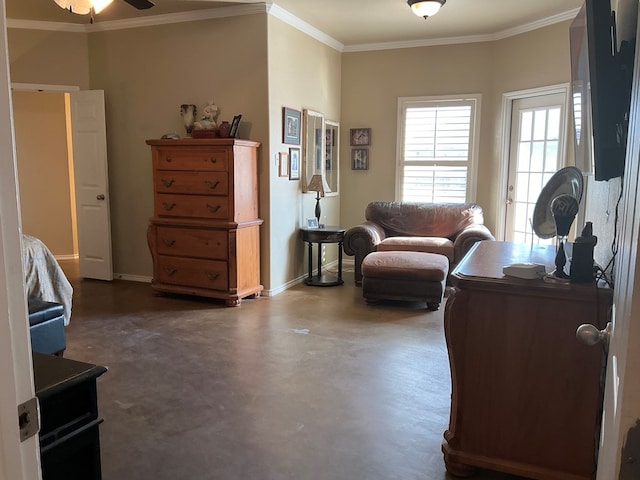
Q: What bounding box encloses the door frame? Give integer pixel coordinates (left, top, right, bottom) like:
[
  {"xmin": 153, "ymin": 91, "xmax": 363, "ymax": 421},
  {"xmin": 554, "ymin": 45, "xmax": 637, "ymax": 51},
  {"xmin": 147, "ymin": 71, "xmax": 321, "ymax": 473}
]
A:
[
  {"xmin": 496, "ymin": 84, "xmax": 571, "ymax": 240},
  {"xmin": 10, "ymin": 82, "xmax": 113, "ymax": 280},
  {"xmin": 0, "ymin": 7, "xmax": 42, "ymax": 478}
]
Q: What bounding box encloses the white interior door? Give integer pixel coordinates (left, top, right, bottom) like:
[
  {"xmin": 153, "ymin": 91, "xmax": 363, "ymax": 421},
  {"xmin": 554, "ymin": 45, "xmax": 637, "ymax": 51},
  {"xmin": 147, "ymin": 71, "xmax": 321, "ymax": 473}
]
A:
[
  {"xmin": 504, "ymin": 92, "xmax": 567, "ymax": 244},
  {"xmin": 69, "ymin": 90, "xmax": 113, "ymax": 281},
  {"xmin": 0, "ymin": 3, "xmax": 41, "ymax": 478},
  {"xmin": 595, "ymin": 18, "xmax": 640, "ymax": 474}
]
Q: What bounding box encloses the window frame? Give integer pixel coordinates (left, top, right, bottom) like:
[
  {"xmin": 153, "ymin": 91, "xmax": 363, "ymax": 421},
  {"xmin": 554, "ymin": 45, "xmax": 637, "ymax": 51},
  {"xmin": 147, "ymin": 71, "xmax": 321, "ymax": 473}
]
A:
[{"xmin": 395, "ymin": 94, "xmax": 482, "ymax": 203}]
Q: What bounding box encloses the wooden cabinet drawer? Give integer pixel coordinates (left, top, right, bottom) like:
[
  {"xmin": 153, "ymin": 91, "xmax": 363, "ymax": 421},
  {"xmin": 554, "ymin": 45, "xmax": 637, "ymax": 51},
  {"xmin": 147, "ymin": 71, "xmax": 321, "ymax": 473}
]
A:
[
  {"xmin": 154, "ymin": 148, "xmax": 228, "ymax": 171},
  {"xmin": 154, "ymin": 171, "xmax": 228, "ymax": 195},
  {"xmin": 157, "ymin": 255, "xmax": 228, "ymax": 290},
  {"xmin": 156, "ymin": 226, "xmax": 227, "ymax": 259},
  {"xmin": 155, "ymin": 194, "xmax": 229, "ymax": 219}
]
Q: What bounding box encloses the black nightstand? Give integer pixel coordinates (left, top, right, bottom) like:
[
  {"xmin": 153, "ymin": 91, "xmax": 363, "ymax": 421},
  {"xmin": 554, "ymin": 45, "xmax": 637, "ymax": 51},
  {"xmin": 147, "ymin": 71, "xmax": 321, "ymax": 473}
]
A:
[
  {"xmin": 33, "ymin": 353, "xmax": 107, "ymax": 480},
  {"xmin": 301, "ymin": 226, "xmax": 345, "ymax": 286}
]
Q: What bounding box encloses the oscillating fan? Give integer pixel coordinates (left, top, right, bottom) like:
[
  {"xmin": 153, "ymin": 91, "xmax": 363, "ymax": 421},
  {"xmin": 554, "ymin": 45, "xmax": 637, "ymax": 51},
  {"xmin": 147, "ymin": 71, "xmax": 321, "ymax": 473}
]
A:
[{"xmin": 531, "ymin": 166, "xmax": 584, "ymax": 279}]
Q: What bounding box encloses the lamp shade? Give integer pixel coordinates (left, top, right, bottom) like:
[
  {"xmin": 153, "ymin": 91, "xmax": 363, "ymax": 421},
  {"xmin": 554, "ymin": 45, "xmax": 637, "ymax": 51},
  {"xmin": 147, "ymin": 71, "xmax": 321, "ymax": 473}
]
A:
[
  {"xmin": 407, "ymin": 0, "xmax": 446, "ymax": 19},
  {"xmin": 306, "ymin": 174, "xmax": 331, "ymax": 197}
]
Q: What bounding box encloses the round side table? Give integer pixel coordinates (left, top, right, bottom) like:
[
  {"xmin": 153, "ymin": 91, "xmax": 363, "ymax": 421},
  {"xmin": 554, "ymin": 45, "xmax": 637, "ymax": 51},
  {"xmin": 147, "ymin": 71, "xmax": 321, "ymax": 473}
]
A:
[{"xmin": 300, "ymin": 226, "xmax": 345, "ymax": 286}]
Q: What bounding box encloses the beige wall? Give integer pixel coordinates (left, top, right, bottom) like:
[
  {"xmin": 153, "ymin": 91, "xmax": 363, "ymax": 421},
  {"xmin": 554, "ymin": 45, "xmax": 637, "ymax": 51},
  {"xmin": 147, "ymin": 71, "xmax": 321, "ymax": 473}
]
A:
[
  {"xmin": 6, "ymin": 15, "xmax": 576, "ymax": 291},
  {"xmin": 486, "ymin": 21, "xmax": 573, "ymax": 230},
  {"xmin": 13, "ymin": 91, "xmax": 75, "ymax": 256},
  {"xmin": 87, "ymin": 15, "xmax": 270, "ymax": 282},
  {"xmin": 8, "ymin": 29, "xmax": 90, "ymax": 88},
  {"xmin": 340, "ymin": 21, "xmax": 573, "ymax": 235},
  {"xmin": 267, "ymin": 17, "xmax": 342, "ymax": 290}
]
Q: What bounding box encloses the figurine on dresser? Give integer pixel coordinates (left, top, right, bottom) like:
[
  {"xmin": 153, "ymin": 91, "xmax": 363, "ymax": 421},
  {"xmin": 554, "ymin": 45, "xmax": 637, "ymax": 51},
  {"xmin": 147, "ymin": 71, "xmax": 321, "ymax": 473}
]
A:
[
  {"xmin": 180, "ymin": 104, "xmax": 197, "ymax": 136},
  {"xmin": 193, "ymin": 100, "xmax": 219, "ymax": 130}
]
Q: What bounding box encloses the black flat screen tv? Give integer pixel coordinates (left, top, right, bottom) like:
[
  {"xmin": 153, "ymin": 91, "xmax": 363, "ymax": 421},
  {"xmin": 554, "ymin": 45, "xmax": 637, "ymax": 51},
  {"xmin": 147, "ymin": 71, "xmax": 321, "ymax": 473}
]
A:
[{"xmin": 570, "ymin": 0, "xmax": 636, "ymax": 181}]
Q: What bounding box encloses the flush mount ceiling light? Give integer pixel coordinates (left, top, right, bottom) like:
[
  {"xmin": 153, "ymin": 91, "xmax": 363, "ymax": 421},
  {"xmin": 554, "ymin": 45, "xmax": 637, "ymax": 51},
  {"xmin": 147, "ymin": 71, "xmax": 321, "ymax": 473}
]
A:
[
  {"xmin": 407, "ymin": 0, "xmax": 446, "ymax": 19},
  {"xmin": 54, "ymin": 0, "xmax": 114, "ymax": 15}
]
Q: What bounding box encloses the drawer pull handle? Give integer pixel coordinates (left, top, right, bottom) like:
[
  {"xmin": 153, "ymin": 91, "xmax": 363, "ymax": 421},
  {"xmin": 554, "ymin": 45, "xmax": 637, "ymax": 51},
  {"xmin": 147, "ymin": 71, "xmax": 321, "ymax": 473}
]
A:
[
  {"xmin": 206, "ymin": 272, "xmax": 220, "ymax": 281},
  {"xmin": 161, "ymin": 179, "xmax": 175, "ymax": 188},
  {"xmin": 165, "ymin": 156, "xmax": 172, "ymax": 162},
  {"xmin": 164, "ymin": 267, "xmax": 177, "ymax": 276},
  {"xmin": 162, "ymin": 202, "xmax": 176, "ymax": 211},
  {"xmin": 206, "ymin": 204, "xmax": 221, "ymax": 213},
  {"xmin": 161, "ymin": 238, "xmax": 175, "ymax": 247},
  {"xmin": 209, "ymin": 157, "xmax": 217, "ymax": 163},
  {"xmin": 204, "ymin": 180, "xmax": 220, "ymax": 189}
]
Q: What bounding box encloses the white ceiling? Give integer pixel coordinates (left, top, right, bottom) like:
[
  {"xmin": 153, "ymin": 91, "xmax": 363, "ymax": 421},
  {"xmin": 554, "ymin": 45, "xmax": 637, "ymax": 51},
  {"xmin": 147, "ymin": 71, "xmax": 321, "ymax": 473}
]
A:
[{"xmin": 6, "ymin": 0, "xmax": 585, "ymax": 47}]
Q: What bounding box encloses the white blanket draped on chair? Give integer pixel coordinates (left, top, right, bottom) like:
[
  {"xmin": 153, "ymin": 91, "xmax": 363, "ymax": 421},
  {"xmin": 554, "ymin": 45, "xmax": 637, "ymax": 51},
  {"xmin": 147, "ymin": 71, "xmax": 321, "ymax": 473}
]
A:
[{"xmin": 21, "ymin": 234, "xmax": 73, "ymax": 325}]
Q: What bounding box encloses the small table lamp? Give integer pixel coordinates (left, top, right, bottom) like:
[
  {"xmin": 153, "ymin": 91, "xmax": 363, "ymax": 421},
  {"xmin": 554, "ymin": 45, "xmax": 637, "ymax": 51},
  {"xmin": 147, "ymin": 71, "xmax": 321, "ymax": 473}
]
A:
[{"xmin": 307, "ymin": 174, "xmax": 331, "ymax": 225}]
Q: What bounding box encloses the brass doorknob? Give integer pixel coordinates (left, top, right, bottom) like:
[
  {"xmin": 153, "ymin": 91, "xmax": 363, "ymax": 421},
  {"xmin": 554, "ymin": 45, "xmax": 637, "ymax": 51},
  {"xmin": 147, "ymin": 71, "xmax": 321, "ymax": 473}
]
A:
[{"xmin": 576, "ymin": 322, "xmax": 612, "ymax": 350}]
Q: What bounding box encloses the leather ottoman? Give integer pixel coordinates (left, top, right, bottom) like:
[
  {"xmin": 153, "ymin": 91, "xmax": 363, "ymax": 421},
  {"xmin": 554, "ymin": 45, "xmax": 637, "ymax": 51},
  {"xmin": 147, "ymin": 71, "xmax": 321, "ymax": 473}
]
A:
[
  {"xmin": 28, "ymin": 299, "xmax": 66, "ymax": 356},
  {"xmin": 361, "ymin": 251, "xmax": 449, "ymax": 310}
]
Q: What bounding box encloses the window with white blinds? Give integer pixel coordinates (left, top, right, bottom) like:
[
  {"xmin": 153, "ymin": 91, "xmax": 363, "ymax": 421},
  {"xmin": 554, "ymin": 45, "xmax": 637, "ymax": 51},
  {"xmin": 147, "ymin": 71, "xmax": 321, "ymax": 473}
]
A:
[{"xmin": 397, "ymin": 96, "xmax": 480, "ymax": 203}]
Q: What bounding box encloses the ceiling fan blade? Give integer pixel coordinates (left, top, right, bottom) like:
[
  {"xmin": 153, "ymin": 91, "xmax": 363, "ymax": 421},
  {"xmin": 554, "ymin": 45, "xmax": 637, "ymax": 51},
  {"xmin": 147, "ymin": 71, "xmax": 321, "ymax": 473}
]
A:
[{"xmin": 122, "ymin": 0, "xmax": 155, "ymax": 9}]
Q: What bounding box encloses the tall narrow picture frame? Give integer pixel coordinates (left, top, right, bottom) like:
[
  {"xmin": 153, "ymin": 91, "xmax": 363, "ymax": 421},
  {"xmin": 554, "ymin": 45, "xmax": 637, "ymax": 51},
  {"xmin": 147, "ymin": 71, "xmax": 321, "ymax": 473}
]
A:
[
  {"xmin": 324, "ymin": 120, "xmax": 340, "ymax": 195},
  {"xmin": 289, "ymin": 147, "xmax": 301, "ymax": 180},
  {"xmin": 278, "ymin": 152, "xmax": 289, "ymax": 178},
  {"xmin": 283, "ymin": 107, "xmax": 301, "ymax": 145}
]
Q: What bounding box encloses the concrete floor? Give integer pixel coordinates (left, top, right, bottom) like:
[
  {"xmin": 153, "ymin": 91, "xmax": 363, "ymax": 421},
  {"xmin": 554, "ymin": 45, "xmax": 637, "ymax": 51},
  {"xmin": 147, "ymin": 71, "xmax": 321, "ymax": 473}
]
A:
[{"xmin": 61, "ymin": 264, "xmax": 525, "ymax": 480}]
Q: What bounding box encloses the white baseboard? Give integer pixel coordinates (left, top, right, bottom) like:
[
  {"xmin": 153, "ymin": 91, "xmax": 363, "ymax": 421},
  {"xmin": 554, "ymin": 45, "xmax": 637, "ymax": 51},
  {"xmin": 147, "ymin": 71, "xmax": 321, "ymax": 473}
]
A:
[
  {"xmin": 114, "ymin": 273, "xmax": 152, "ymax": 283},
  {"xmin": 55, "ymin": 254, "xmax": 79, "ymax": 261}
]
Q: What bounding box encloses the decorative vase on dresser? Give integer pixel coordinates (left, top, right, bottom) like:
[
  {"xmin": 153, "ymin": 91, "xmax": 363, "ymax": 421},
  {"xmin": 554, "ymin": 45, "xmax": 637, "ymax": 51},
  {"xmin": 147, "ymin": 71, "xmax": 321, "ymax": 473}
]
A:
[{"xmin": 146, "ymin": 138, "xmax": 263, "ymax": 306}]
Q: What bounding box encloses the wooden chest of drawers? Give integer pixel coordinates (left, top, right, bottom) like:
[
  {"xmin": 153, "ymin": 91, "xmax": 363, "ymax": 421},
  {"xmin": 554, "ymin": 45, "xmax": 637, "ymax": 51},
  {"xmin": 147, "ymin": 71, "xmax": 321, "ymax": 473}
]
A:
[{"xmin": 146, "ymin": 138, "xmax": 263, "ymax": 306}]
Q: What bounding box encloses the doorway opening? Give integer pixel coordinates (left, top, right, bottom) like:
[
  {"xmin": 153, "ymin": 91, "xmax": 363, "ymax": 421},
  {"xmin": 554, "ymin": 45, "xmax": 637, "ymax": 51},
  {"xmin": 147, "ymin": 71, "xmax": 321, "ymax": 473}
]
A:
[
  {"xmin": 12, "ymin": 83, "xmax": 113, "ymax": 281},
  {"xmin": 12, "ymin": 86, "xmax": 79, "ymax": 270}
]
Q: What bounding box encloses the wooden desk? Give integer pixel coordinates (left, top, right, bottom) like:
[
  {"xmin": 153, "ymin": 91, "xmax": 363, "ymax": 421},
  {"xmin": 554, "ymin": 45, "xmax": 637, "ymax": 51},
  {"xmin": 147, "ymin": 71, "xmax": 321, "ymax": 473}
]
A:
[
  {"xmin": 442, "ymin": 241, "xmax": 610, "ymax": 480},
  {"xmin": 33, "ymin": 353, "xmax": 107, "ymax": 480}
]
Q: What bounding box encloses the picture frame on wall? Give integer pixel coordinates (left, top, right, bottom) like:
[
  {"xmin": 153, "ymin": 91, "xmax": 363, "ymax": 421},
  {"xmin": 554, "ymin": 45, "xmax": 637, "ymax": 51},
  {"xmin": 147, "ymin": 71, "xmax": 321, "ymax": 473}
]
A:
[
  {"xmin": 289, "ymin": 147, "xmax": 301, "ymax": 180},
  {"xmin": 352, "ymin": 148, "xmax": 369, "ymax": 170},
  {"xmin": 283, "ymin": 107, "xmax": 301, "ymax": 145},
  {"xmin": 326, "ymin": 127, "xmax": 335, "ymax": 147},
  {"xmin": 350, "ymin": 128, "xmax": 371, "ymax": 146},
  {"xmin": 278, "ymin": 152, "xmax": 289, "ymax": 177}
]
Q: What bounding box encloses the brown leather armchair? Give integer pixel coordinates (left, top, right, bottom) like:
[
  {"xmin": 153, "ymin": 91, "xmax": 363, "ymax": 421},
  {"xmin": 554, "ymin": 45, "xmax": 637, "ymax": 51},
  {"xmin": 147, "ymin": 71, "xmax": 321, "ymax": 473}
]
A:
[{"xmin": 344, "ymin": 202, "xmax": 495, "ymax": 285}]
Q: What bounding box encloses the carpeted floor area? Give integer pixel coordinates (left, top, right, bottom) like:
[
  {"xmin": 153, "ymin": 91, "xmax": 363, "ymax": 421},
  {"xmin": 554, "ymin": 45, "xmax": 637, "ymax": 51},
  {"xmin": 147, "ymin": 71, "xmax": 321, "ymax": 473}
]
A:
[{"xmin": 60, "ymin": 262, "xmax": 525, "ymax": 480}]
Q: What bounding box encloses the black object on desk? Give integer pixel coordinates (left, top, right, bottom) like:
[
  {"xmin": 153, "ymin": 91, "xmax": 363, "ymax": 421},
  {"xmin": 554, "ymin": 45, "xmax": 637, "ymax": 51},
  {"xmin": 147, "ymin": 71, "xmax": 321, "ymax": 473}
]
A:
[
  {"xmin": 301, "ymin": 226, "xmax": 345, "ymax": 286},
  {"xmin": 33, "ymin": 352, "xmax": 107, "ymax": 480}
]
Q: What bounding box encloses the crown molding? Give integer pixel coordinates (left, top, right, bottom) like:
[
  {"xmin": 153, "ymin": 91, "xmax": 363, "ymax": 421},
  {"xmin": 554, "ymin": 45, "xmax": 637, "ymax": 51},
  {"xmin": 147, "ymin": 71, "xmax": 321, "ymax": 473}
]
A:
[
  {"xmin": 343, "ymin": 34, "xmax": 495, "ymax": 53},
  {"xmin": 6, "ymin": 18, "xmax": 87, "ymax": 33},
  {"xmin": 344, "ymin": 7, "xmax": 582, "ymax": 53},
  {"xmin": 267, "ymin": 4, "xmax": 343, "ymax": 52},
  {"xmin": 6, "ymin": 4, "xmax": 270, "ymax": 33},
  {"xmin": 88, "ymin": 3, "xmax": 268, "ymax": 32},
  {"xmin": 7, "ymin": 4, "xmax": 580, "ymax": 53},
  {"xmin": 492, "ymin": 8, "xmax": 581, "ymax": 41}
]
